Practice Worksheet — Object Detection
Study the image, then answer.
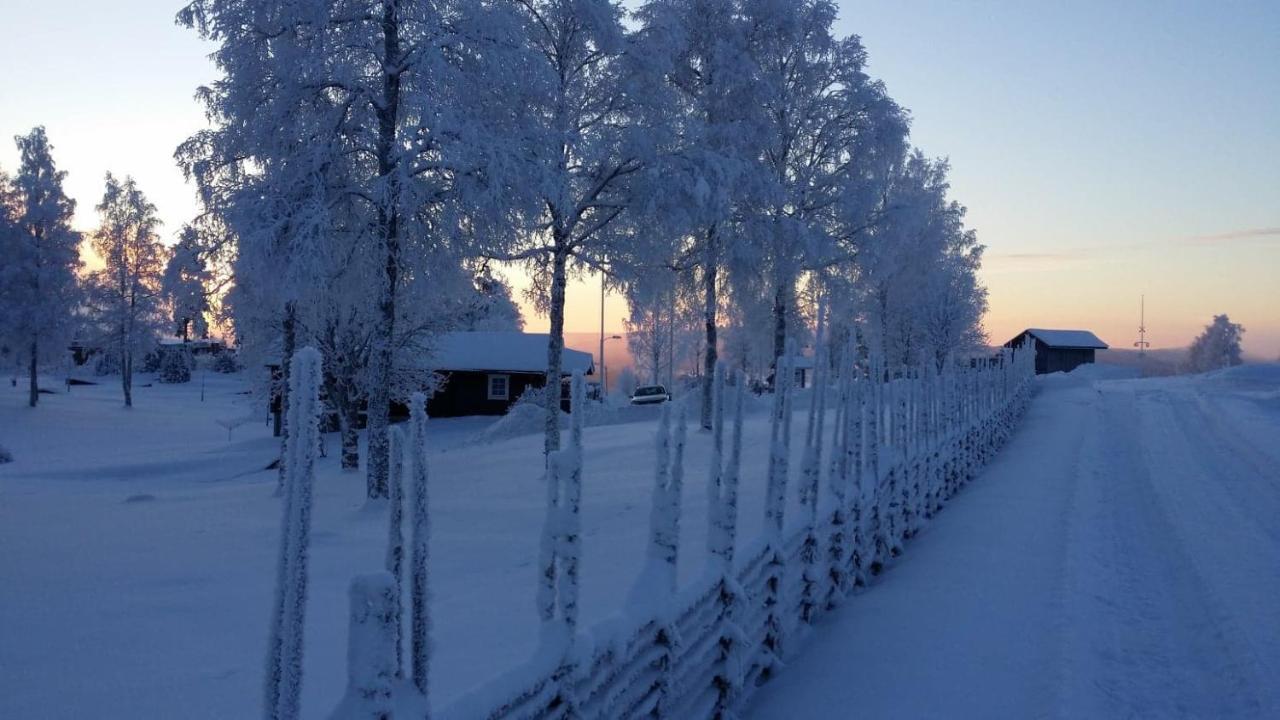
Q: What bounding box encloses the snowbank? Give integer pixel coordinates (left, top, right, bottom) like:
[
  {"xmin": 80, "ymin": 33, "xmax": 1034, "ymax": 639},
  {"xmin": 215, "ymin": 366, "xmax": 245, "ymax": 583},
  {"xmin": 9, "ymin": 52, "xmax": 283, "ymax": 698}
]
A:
[
  {"xmin": 1064, "ymin": 362, "xmax": 1140, "ymax": 380},
  {"xmin": 1201, "ymin": 362, "xmax": 1280, "ymax": 386},
  {"xmin": 465, "ymin": 400, "xmax": 673, "ymax": 445}
]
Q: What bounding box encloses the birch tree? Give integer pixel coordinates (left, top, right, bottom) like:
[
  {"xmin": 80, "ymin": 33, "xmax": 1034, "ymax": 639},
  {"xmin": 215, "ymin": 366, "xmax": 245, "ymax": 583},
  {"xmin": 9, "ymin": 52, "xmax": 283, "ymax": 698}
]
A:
[
  {"xmin": 179, "ymin": 0, "xmax": 527, "ymax": 497},
  {"xmin": 498, "ymin": 0, "xmax": 658, "ymax": 456},
  {"xmin": 87, "ymin": 174, "xmax": 166, "ymax": 407},
  {"xmin": 635, "ymin": 0, "xmax": 764, "ymax": 429},
  {"xmin": 741, "ymin": 0, "xmax": 905, "ymax": 369}
]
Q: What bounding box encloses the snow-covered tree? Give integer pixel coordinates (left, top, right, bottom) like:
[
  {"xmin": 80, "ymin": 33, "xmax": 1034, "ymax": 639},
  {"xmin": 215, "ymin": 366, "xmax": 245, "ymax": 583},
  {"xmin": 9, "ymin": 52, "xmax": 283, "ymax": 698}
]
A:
[
  {"xmin": 86, "ymin": 173, "xmax": 167, "ymax": 406},
  {"xmin": 495, "ymin": 0, "xmax": 663, "ymax": 457},
  {"xmin": 0, "ymin": 128, "xmax": 83, "ymax": 407},
  {"xmin": 455, "ymin": 268, "xmax": 524, "ymax": 332},
  {"xmin": 162, "ymin": 225, "xmax": 211, "ymax": 341},
  {"xmin": 625, "ymin": 273, "xmax": 679, "ymax": 385},
  {"xmin": 633, "ymin": 0, "xmax": 766, "ymax": 429},
  {"xmin": 848, "ymin": 152, "xmax": 987, "ymax": 366},
  {"xmin": 740, "ymin": 0, "xmax": 906, "ymax": 370},
  {"xmin": 1186, "ymin": 314, "xmax": 1245, "ymax": 373},
  {"xmin": 180, "ymin": 0, "xmax": 532, "ymax": 499}
]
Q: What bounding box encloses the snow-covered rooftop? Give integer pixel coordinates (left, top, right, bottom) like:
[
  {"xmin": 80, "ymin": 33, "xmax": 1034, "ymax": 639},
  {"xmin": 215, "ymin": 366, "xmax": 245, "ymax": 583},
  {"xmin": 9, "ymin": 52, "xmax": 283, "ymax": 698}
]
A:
[
  {"xmin": 426, "ymin": 331, "xmax": 594, "ymax": 374},
  {"xmin": 1024, "ymin": 328, "xmax": 1109, "ymax": 349}
]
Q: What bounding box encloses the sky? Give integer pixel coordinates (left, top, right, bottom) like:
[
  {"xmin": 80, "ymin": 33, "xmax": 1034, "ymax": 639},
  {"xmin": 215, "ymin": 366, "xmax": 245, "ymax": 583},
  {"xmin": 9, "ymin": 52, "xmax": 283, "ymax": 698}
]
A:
[{"xmin": 1, "ymin": 0, "xmax": 1277, "ymax": 357}]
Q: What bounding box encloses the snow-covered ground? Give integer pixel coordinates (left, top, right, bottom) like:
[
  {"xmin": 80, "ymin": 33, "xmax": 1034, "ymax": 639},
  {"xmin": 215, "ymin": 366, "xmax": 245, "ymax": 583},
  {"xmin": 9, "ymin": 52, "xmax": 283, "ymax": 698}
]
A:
[
  {"xmin": 750, "ymin": 364, "xmax": 1280, "ymax": 719},
  {"xmin": 5, "ymin": 365, "xmax": 1277, "ymax": 719},
  {"xmin": 0, "ymin": 372, "xmax": 812, "ymax": 719}
]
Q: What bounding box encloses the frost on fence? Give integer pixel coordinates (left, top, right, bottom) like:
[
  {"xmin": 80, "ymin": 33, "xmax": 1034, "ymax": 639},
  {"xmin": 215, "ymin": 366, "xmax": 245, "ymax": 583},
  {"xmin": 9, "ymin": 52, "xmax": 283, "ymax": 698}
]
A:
[
  {"xmin": 265, "ymin": 346, "xmax": 321, "ymax": 720},
  {"xmin": 326, "ymin": 341, "xmax": 1036, "ymax": 720}
]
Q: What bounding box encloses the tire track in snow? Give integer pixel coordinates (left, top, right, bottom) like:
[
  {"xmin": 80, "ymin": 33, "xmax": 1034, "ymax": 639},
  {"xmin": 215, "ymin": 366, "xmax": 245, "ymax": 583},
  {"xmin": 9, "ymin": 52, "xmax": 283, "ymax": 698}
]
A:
[{"xmin": 1061, "ymin": 382, "xmax": 1275, "ymax": 718}]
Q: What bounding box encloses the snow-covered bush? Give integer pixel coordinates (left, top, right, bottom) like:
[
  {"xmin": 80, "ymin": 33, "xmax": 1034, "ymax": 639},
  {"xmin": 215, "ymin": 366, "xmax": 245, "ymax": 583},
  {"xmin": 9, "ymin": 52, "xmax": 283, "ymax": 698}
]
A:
[
  {"xmin": 140, "ymin": 349, "xmax": 162, "ymax": 373},
  {"xmin": 212, "ymin": 351, "xmax": 241, "ymax": 374},
  {"xmin": 158, "ymin": 347, "xmax": 192, "ymax": 383},
  {"xmin": 512, "ymin": 382, "xmax": 548, "ymax": 408},
  {"xmin": 93, "ymin": 351, "xmax": 120, "ymax": 376}
]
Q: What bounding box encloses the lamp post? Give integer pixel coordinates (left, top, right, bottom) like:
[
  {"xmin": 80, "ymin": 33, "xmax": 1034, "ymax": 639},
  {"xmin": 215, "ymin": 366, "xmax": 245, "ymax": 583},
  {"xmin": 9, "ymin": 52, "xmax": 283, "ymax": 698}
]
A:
[{"xmin": 602, "ymin": 334, "xmax": 622, "ymax": 395}]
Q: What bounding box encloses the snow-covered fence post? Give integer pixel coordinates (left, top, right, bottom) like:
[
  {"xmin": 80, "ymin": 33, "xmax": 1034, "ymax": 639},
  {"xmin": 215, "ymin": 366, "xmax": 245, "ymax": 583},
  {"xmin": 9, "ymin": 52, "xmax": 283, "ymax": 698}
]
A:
[
  {"xmin": 713, "ymin": 374, "xmax": 748, "ymax": 710},
  {"xmin": 799, "ymin": 319, "xmax": 828, "ymax": 623},
  {"xmin": 825, "ymin": 341, "xmax": 853, "ymax": 604},
  {"xmin": 711, "ymin": 369, "xmax": 746, "ymax": 716},
  {"xmin": 668, "ymin": 405, "xmax": 687, "ymax": 577},
  {"xmin": 557, "ymin": 372, "xmax": 586, "ymax": 634},
  {"xmin": 631, "ymin": 403, "xmax": 676, "ymax": 602},
  {"xmin": 331, "ymin": 573, "xmax": 397, "ymax": 720},
  {"xmin": 652, "ymin": 405, "xmax": 687, "ymax": 716},
  {"xmin": 537, "ymin": 450, "xmax": 562, "ymax": 631},
  {"xmin": 761, "ymin": 338, "xmax": 796, "ymax": 668},
  {"xmin": 709, "ymin": 368, "xmax": 749, "ymax": 715},
  {"xmin": 868, "ymin": 354, "xmax": 892, "ymax": 575},
  {"xmin": 265, "ymin": 346, "xmax": 321, "ymax": 720},
  {"xmin": 408, "ymin": 393, "xmax": 431, "ymax": 701},
  {"xmin": 706, "ymin": 362, "xmax": 726, "ymax": 561},
  {"xmin": 847, "ymin": 370, "xmax": 870, "ymax": 588},
  {"xmin": 764, "ymin": 350, "xmax": 790, "ymax": 534},
  {"xmin": 386, "ymin": 427, "xmax": 405, "ymax": 679}
]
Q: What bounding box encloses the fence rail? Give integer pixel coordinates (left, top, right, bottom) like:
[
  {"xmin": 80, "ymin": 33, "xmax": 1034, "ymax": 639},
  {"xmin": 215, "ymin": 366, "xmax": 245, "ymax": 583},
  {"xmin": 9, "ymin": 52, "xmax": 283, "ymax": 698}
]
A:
[{"xmin": 330, "ymin": 343, "xmax": 1037, "ymax": 720}]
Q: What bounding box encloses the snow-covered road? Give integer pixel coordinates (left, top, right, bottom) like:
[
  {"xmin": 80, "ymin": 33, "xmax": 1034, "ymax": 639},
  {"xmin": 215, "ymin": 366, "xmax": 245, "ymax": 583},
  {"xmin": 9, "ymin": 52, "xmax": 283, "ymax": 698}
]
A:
[{"xmin": 750, "ymin": 366, "xmax": 1280, "ymax": 719}]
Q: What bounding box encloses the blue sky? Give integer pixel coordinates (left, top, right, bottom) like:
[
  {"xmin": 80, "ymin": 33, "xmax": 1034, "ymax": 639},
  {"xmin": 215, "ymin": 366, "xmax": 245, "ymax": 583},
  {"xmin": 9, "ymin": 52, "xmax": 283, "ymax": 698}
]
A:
[{"xmin": 2, "ymin": 1, "xmax": 1277, "ymax": 355}]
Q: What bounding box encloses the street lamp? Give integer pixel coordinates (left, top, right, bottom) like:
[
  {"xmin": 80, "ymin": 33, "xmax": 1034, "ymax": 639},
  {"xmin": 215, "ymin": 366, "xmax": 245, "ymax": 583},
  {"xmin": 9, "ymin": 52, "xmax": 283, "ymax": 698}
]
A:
[{"xmin": 601, "ymin": 334, "xmax": 622, "ymax": 395}]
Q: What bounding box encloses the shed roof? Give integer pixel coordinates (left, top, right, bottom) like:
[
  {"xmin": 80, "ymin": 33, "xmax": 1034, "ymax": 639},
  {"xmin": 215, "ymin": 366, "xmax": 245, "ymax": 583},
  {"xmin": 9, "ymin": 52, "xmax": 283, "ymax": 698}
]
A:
[
  {"xmin": 1019, "ymin": 328, "xmax": 1109, "ymax": 349},
  {"xmin": 427, "ymin": 331, "xmax": 594, "ymax": 374}
]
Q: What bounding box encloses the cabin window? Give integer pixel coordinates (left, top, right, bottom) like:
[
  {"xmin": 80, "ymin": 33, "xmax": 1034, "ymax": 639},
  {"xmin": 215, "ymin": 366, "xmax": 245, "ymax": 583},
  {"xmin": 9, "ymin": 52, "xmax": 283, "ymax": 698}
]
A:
[{"xmin": 487, "ymin": 374, "xmax": 510, "ymax": 401}]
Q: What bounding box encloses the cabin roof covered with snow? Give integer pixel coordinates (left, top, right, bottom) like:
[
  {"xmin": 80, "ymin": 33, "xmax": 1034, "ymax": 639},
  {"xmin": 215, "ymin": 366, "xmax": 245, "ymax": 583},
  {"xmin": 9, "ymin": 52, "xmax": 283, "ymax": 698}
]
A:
[
  {"xmin": 1017, "ymin": 328, "xmax": 1109, "ymax": 349},
  {"xmin": 426, "ymin": 331, "xmax": 594, "ymax": 375}
]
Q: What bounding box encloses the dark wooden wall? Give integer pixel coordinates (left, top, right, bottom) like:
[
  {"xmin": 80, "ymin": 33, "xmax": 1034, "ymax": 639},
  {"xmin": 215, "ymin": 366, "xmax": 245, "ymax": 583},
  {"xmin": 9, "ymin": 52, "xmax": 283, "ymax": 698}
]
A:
[
  {"xmin": 425, "ymin": 370, "xmax": 546, "ymax": 418},
  {"xmin": 1039, "ymin": 345, "xmax": 1095, "ymax": 375}
]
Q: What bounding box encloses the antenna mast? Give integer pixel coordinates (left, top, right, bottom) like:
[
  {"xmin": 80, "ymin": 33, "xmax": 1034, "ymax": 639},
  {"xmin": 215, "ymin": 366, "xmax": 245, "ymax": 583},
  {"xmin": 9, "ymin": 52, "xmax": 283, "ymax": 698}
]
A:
[{"xmin": 1134, "ymin": 294, "xmax": 1149, "ymax": 358}]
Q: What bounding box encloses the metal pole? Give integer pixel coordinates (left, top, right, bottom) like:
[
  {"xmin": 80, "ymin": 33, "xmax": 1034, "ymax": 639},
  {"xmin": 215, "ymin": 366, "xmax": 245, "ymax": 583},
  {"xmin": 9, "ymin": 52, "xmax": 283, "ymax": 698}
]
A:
[{"xmin": 600, "ymin": 272, "xmax": 607, "ymax": 394}]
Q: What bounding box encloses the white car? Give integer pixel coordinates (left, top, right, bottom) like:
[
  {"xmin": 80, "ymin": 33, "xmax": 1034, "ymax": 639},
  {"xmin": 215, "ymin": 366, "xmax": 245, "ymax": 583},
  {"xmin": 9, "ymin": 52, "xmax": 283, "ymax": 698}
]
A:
[{"xmin": 630, "ymin": 384, "xmax": 670, "ymax": 405}]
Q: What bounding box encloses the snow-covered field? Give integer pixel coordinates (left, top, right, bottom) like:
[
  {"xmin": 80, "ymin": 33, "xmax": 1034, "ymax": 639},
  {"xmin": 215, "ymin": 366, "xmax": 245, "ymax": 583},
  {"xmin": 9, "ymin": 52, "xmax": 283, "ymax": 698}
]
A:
[
  {"xmin": 751, "ymin": 364, "xmax": 1280, "ymax": 719},
  {"xmin": 0, "ymin": 372, "xmax": 812, "ymax": 719},
  {"xmin": 4, "ymin": 365, "xmax": 1278, "ymax": 719}
]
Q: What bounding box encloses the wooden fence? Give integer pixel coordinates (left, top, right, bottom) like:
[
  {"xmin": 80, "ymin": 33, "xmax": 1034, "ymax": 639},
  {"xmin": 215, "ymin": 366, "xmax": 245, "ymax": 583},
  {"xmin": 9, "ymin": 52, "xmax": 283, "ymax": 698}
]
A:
[{"xmin": 330, "ymin": 342, "xmax": 1037, "ymax": 720}]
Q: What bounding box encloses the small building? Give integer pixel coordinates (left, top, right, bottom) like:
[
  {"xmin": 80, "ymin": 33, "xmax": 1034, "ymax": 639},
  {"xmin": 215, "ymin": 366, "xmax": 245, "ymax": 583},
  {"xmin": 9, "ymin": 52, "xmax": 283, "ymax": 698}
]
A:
[
  {"xmin": 1004, "ymin": 328, "xmax": 1108, "ymax": 375},
  {"xmin": 780, "ymin": 355, "xmax": 815, "ymax": 389},
  {"xmin": 423, "ymin": 331, "xmax": 594, "ymax": 417},
  {"xmin": 268, "ymin": 331, "xmax": 594, "ymax": 433}
]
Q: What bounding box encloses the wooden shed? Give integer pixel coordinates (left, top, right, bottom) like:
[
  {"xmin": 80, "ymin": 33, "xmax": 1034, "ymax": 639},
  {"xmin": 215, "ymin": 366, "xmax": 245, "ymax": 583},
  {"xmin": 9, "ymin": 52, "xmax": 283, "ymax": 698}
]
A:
[{"xmin": 1004, "ymin": 328, "xmax": 1108, "ymax": 375}]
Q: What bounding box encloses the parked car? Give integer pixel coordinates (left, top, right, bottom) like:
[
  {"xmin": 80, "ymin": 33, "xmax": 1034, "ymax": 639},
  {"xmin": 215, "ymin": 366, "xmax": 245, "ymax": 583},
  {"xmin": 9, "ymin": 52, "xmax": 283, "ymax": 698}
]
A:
[{"xmin": 630, "ymin": 384, "xmax": 670, "ymax": 405}]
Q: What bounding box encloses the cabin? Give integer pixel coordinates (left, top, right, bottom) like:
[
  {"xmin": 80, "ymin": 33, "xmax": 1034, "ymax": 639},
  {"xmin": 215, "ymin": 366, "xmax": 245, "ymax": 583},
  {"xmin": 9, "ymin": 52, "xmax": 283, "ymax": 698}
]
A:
[
  {"xmin": 267, "ymin": 332, "xmax": 594, "ymax": 433},
  {"xmin": 782, "ymin": 355, "xmax": 815, "ymax": 389},
  {"xmin": 1004, "ymin": 328, "xmax": 1108, "ymax": 375},
  {"xmin": 423, "ymin": 331, "xmax": 594, "ymax": 417}
]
